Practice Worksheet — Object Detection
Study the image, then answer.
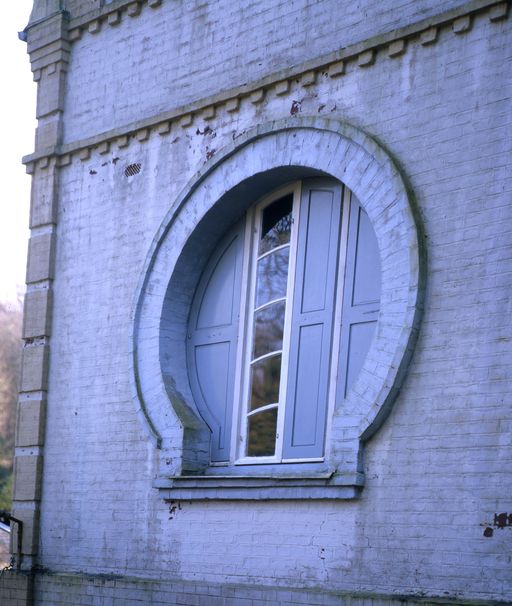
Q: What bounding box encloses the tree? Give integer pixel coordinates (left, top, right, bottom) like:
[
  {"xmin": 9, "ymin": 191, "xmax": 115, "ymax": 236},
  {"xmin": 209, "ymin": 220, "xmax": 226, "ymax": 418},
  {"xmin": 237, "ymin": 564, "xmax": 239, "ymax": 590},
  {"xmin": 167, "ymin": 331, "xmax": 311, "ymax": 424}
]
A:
[{"xmin": 0, "ymin": 298, "xmax": 23, "ymax": 509}]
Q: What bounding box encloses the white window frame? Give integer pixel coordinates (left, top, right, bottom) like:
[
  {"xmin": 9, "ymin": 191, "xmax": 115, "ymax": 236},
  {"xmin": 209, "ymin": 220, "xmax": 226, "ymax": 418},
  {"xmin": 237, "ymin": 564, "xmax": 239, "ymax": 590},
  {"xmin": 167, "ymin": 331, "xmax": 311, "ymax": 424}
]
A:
[
  {"xmin": 233, "ymin": 182, "xmax": 300, "ymax": 465},
  {"xmin": 230, "ymin": 181, "xmax": 351, "ymax": 466}
]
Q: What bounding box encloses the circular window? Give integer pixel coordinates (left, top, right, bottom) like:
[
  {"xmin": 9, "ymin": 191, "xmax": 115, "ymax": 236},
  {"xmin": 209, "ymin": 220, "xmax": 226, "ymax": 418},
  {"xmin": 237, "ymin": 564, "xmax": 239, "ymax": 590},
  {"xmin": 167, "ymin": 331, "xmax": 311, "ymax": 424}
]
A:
[{"xmin": 132, "ymin": 117, "xmax": 424, "ymax": 485}]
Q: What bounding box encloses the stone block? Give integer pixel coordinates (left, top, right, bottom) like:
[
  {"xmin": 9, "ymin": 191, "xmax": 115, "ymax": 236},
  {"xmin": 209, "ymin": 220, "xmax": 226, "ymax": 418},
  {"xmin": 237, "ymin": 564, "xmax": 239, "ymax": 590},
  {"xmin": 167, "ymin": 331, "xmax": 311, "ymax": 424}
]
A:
[
  {"xmin": 136, "ymin": 128, "xmax": 150, "ymax": 142},
  {"xmin": 249, "ymin": 89, "xmax": 265, "ymax": 104},
  {"xmin": 27, "ymin": 12, "xmax": 68, "ymax": 55},
  {"xmin": 13, "ymin": 456, "xmax": 43, "ymax": 502},
  {"xmin": 23, "ymin": 288, "xmax": 52, "ymax": 338},
  {"xmin": 180, "ymin": 113, "xmax": 193, "ymax": 127},
  {"xmin": 98, "ymin": 141, "xmax": 110, "ymax": 154},
  {"xmin": 30, "ymin": 165, "xmax": 58, "ymax": 228},
  {"xmin": 203, "ymin": 105, "xmax": 216, "ymax": 121},
  {"xmin": 157, "ymin": 121, "xmax": 171, "ymax": 135},
  {"xmin": 420, "ymin": 26, "xmax": 438, "ymax": 45},
  {"xmin": 26, "ymin": 232, "xmax": 55, "ymax": 284},
  {"xmin": 11, "ymin": 506, "xmax": 41, "ymax": 556},
  {"xmin": 453, "ymin": 15, "xmax": 472, "ymax": 34},
  {"xmin": 116, "ymin": 135, "xmax": 130, "ymax": 148},
  {"xmin": 127, "ymin": 2, "xmax": 142, "ymax": 17},
  {"xmin": 88, "ymin": 20, "xmax": 101, "ymax": 35},
  {"xmin": 16, "ymin": 399, "xmax": 47, "ymax": 448},
  {"xmin": 489, "ymin": 2, "xmax": 508, "ymax": 21},
  {"xmin": 107, "ymin": 11, "xmax": 121, "ymax": 26},
  {"xmin": 35, "ymin": 118, "xmax": 63, "ymax": 150},
  {"xmin": 20, "ymin": 344, "xmax": 49, "ymax": 393},
  {"xmin": 358, "ymin": 49, "xmax": 375, "ymax": 67},
  {"xmin": 225, "ymin": 98, "xmax": 240, "ymax": 113},
  {"xmin": 29, "ymin": 42, "xmax": 70, "ymax": 75},
  {"xmin": 328, "ymin": 60, "xmax": 345, "ymax": 77},
  {"xmin": 275, "ymin": 80, "xmax": 290, "ymax": 96},
  {"xmin": 69, "ymin": 27, "xmax": 82, "ymax": 41},
  {"xmin": 301, "ymin": 70, "xmax": 317, "ymax": 86},
  {"xmin": 58, "ymin": 154, "xmax": 71, "ymax": 167},
  {"xmin": 388, "ymin": 39, "xmax": 406, "ymax": 57}
]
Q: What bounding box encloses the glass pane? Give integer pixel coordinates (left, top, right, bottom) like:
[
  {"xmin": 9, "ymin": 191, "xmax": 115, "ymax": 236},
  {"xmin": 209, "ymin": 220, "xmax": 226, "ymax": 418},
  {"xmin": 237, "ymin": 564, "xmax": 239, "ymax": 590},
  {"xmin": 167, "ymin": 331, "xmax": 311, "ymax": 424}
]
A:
[
  {"xmin": 255, "ymin": 247, "xmax": 290, "ymax": 308},
  {"xmin": 259, "ymin": 194, "xmax": 293, "ymax": 255},
  {"xmin": 253, "ymin": 301, "xmax": 285, "ymax": 359},
  {"xmin": 247, "ymin": 408, "xmax": 278, "ymax": 457},
  {"xmin": 250, "ymin": 354, "xmax": 282, "ymax": 411}
]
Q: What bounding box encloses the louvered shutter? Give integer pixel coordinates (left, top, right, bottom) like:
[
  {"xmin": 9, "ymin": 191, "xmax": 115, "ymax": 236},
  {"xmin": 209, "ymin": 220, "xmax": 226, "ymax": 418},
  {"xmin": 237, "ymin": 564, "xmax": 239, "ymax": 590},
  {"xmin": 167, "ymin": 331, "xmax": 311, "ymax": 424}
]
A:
[
  {"xmin": 187, "ymin": 222, "xmax": 245, "ymax": 462},
  {"xmin": 282, "ymin": 179, "xmax": 343, "ymax": 459},
  {"xmin": 337, "ymin": 195, "xmax": 381, "ymax": 400}
]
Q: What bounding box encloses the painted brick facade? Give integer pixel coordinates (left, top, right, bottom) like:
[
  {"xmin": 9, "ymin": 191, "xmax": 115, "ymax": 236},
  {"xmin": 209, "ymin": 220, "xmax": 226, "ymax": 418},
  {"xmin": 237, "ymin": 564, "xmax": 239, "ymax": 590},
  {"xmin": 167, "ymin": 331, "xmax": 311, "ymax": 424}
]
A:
[{"xmin": 4, "ymin": 0, "xmax": 511, "ymax": 604}]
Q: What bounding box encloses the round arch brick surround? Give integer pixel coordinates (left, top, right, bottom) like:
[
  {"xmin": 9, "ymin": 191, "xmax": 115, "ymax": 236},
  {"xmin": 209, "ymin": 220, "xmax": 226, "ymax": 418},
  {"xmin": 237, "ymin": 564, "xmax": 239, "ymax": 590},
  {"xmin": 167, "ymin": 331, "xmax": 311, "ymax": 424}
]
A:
[{"xmin": 132, "ymin": 116, "xmax": 425, "ymax": 489}]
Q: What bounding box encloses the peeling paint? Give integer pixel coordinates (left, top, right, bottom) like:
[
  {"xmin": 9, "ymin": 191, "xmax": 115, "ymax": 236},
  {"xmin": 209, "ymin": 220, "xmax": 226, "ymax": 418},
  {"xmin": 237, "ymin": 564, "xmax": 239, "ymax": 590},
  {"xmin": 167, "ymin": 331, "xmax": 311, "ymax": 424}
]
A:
[
  {"xmin": 290, "ymin": 100, "xmax": 302, "ymax": 115},
  {"xmin": 168, "ymin": 500, "xmax": 182, "ymax": 520},
  {"xmin": 196, "ymin": 126, "xmax": 213, "ymax": 136}
]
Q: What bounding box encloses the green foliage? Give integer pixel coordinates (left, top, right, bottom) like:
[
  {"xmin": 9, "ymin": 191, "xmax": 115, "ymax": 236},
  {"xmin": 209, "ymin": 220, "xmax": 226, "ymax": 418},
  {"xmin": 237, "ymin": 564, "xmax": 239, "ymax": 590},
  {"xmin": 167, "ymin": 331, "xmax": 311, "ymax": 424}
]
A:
[
  {"xmin": 0, "ymin": 467, "xmax": 12, "ymax": 510},
  {"xmin": 0, "ymin": 299, "xmax": 23, "ymax": 503}
]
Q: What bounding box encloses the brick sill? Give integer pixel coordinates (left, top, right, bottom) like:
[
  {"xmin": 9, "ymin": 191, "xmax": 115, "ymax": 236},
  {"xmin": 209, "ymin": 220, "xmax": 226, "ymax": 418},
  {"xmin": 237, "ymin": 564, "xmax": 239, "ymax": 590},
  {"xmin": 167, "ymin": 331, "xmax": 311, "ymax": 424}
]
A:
[{"xmin": 154, "ymin": 473, "xmax": 364, "ymax": 500}]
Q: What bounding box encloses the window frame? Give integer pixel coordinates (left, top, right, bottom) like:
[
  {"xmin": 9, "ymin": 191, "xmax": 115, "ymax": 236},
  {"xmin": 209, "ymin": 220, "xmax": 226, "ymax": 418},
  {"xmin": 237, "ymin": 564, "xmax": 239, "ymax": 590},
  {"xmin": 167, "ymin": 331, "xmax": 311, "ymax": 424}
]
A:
[{"xmin": 235, "ymin": 182, "xmax": 301, "ymax": 465}]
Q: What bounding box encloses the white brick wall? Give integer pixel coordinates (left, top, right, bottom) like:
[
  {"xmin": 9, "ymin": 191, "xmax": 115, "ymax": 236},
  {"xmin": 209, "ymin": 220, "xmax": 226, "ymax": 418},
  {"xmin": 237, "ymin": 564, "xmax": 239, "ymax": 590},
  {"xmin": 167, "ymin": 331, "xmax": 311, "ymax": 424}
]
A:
[{"xmin": 33, "ymin": 2, "xmax": 512, "ymax": 604}]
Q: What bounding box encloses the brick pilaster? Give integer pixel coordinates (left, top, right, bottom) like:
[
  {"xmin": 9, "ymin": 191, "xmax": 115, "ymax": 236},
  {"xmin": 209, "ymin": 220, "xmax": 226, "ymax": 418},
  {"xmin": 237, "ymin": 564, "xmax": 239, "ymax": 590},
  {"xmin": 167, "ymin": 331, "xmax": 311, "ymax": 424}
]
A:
[{"xmin": 9, "ymin": 7, "xmax": 69, "ymax": 602}]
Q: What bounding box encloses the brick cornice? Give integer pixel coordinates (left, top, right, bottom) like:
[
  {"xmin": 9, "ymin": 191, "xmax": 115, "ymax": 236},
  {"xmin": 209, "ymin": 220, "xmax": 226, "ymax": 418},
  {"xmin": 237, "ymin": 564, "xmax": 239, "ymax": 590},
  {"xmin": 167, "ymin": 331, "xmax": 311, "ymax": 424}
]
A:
[
  {"xmin": 67, "ymin": 0, "xmax": 162, "ymax": 41},
  {"xmin": 62, "ymin": 0, "xmax": 507, "ymax": 43}
]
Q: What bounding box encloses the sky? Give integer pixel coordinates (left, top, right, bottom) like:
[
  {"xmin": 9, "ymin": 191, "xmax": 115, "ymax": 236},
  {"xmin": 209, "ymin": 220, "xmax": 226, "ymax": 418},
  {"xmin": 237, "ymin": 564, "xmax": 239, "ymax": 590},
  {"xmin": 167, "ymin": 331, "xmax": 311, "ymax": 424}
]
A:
[{"xmin": 0, "ymin": 3, "xmax": 37, "ymax": 304}]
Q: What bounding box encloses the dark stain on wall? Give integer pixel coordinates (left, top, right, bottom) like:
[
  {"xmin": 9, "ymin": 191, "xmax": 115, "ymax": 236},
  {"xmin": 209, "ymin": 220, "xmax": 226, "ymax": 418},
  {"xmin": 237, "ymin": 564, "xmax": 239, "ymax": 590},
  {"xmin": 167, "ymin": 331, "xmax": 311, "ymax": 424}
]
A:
[
  {"xmin": 290, "ymin": 100, "xmax": 302, "ymax": 115},
  {"xmin": 482, "ymin": 512, "xmax": 512, "ymax": 537}
]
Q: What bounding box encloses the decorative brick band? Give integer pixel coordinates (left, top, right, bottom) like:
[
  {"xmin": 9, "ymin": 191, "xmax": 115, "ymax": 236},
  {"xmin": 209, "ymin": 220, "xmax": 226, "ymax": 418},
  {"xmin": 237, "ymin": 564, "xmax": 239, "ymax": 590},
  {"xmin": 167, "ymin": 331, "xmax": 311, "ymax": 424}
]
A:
[
  {"xmin": 22, "ymin": 0, "xmax": 510, "ymax": 171},
  {"xmin": 68, "ymin": 0, "xmax": 164, "ymax": 41}
]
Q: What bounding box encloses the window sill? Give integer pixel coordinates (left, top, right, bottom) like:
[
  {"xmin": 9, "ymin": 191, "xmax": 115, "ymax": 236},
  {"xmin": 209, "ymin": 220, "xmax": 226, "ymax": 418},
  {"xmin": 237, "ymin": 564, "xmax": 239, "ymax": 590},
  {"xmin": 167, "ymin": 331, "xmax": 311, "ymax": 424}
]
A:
[{"xmin": 154, "ymin": 472, "xmax": 364, "ymax": 500}]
